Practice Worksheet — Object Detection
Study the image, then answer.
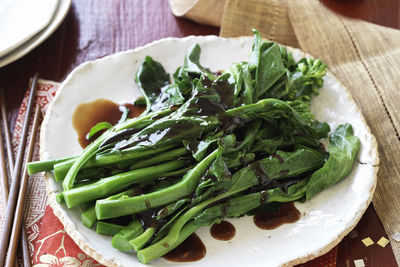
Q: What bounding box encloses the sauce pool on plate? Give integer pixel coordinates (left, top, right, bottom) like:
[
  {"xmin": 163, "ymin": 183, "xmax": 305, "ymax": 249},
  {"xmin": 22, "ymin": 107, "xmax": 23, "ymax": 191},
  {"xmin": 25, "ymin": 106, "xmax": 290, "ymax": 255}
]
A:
[
  {"xmin": 210, "ymin": 220, "xmax": 235, "ymax": 241},
  {"xmin": 163, "ymin": 233, "xmax": 206, "ymax": 262},
  {"xmin": 72, "ymin": 98, "xmax": 145, "ymax": 148},
  {"xmin": 253, "ymin": 202, "xmax": 301, "ymax": 230}
]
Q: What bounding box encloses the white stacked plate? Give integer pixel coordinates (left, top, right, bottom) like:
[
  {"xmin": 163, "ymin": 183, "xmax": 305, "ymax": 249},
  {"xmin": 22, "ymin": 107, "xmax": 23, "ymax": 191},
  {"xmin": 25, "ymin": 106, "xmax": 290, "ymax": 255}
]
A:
[{"xmin": 0, "ymin": 0, "xmax": 71, "ymax": 68}]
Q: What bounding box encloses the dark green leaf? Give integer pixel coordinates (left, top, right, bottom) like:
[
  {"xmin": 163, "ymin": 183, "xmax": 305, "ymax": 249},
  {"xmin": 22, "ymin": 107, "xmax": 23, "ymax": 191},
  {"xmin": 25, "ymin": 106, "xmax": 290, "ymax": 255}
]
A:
[
  {"xmin": 135, "ymin": 56, "xmax": 170, "ymax": 112},
  {"xmin": 306, "ymin": 123, "xmax": 360, "ymax": 200},
  {"xmin": 250, "ymin": 30, "xmax": 286, "ymax": 99}
]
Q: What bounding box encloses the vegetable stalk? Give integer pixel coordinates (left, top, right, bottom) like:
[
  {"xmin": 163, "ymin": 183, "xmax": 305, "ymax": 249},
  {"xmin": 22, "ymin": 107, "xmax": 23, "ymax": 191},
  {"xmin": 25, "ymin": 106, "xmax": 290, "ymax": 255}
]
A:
[
  {"xmin": 95, "ymin": 149, "xmax": 219, "ymax": 219},
  {"xmin": 63, "ymin": 160, "xmax": 186, "ymax": 208}
]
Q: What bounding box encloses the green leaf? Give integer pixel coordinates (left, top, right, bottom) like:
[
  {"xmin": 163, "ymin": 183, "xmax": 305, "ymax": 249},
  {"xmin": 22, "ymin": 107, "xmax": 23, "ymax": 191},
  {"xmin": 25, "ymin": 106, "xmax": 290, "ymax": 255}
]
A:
[
  {"xmin": 225, "ymin": 63, "xmax": 243, "ymax": 97},
  {"xmin": 135, "ymin": 56, "xmax": 170, "ymax": 113},
  {"xmin": 306, "ymin": 123, "xmax": 360, "ymax": 200},
  {"xmin": 149, "ymin": 83, "xmax": 185, "ymax": 112},
  {"xmin": 183, "ymin": 44, "xmax": 214, "ymax": 77},
  {"xmin": 194, "ymin": 193, "xmax": 262, "ymax": 225},
  {"xmin": 186, "ymin": 138, "xmax": 218, "ymax": 161},
  {"xmin": 209, "ymin": 157, "xmax": 231, "ymax": 182},
  {"xmin": 194, "ymin": 179, "xmax": 309, "ymax": 226},
  {"xmin": 241, "ymin": 63, "xmax": 255, "ymax": 105},
  {"xmin": 311, "ymin": 121, "xmax": 331, "ymax": 139},
  {"xmin": 250, "ymin": 30, "xmax": 286, "ymax": 99},
  {"xmin": 156, "ymin": 198, "xmax": 191, "ymax": 220},
  {"xmin": 256, "ymin": 43, "xmax": 286, "ymax": 97},
  {"xmin": 86, "ymin": 122, "xmax": 113, "ymax": 140}
]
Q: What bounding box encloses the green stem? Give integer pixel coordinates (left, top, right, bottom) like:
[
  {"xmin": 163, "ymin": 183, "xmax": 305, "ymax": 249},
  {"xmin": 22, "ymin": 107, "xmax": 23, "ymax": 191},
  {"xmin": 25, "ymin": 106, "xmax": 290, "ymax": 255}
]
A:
[
  {"xmin": 55, "ymin": 165, "xmax": 108, "ymax": 182},
  {"xmin": 56, "ymin": 192, "xmax": 64, "ymax": 204},
  {"xmin": 75, "ymin": 168, "xmax": 108, "ymax": 182},
  {"xmin": 63, "ymin": 160, "xmax": 186, "ymax": 208},
  {"xmin": 81, "ymin": 205, "xmax": 96, "ymax": 228},
  {"xmin": 55, "ymin": 144, "xmax": 175, "ymax": 182},
  {"xmin": 156, "ymin": 198, "xmax": 190, "ymax": 220},
  {"xmin": 129, "ymin": 227, "xmax": 155, "ymax": 251},
  {"xmin": 130, "ymin": 147, "xmax": 188, "ymax": 170},
  {"xmin": 137, "ymin": 221, "xmax": 200, "ymax": 263},
  {"xmin": 136, "ymin": 148, "xmax": 322, "ymax": 263},
  {"xmin": 96, "ymin": 221, "xmax": 125, "ymax": 236},
  {"xmin": 233, "ymin": 120, "xmax": 262, "ymax": 152},
  {"xmin": 194, "ymin": 180, "xmax": 309, "ymax": 225},
  {"xmin": 112, "ymin": 219, "xmax": 144, "ymax": 252},
  {"xmin": 62, "ymin": 109, "xmax": 171, "ymax": 190},
  {"xmin": 27, "ymin": 155, "xmax": 76, "ymax": 174},
  {"xmin": 137, "ymin": 190, "xmax": 232, "ymax": 262},
  {"xmin": 161, "ymin": 166, "xmax": 193, "ymax": 178},
  {"xmin": 95, "ymin": 149, "xmax": 218, "ymax": 219},
  {"xmin": 225, "ymin": 99, "xmax": 286, "ymax": 118},
  {"xmin": 81, "ymin": 188, "xmax": 139, "ymax": 228},
  {"xmin": 62, "ymin": 140, "xmax": 101, "ymax": 190}
]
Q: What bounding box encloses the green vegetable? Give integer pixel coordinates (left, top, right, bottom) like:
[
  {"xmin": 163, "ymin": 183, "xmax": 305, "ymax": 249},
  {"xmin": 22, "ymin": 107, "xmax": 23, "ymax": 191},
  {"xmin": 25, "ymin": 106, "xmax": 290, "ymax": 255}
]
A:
[
  {"xmin": 96, "ymin": 221, "xmax": 125, "ymax": 236},
  {"xmin": 95, "ymin": 150, "xmax": 218, "ymax": 219},
  {"xmin": 81, "ymin": 205, "xmax": 96, "ymax": 228},
  {"xmin": 136, "ymin": 56, "xmax": 184, "ymax": 113},
  {"xmin": 129, "ymin": 227, "xmax": 156, "ymax": 251},
  {"xmin": 54, "ymin": 144, "xmax": 176, "ymax": 181},
  {"xmin": 87, "ymin": 122, "xmax": 113, "ymax": 140},
  {"xmin": 306, "ymin": 124, "xmax": 360, "ymax": 200},
  {"xmin": 63, "ymin": 160, "xmax": 186, "ymax": 208},
  {"xmin": 250, "ymin": 31, "xmax": 286, "ymax": 99},
  {"xmin": 80, "ymin": 188, "xmax": 139, "ymax": 228},
  {"xmin": 62, "ymin": 108, "xmax": 171, "ymax": 190},
  {"xmin": 194, "ymin": 179, "xmax": 309, "ymax": 226},
  {"xmin": 27, "ymin": 29, "xmax": 361, "ymax": 264},
  {"xmin": 111, "ymin": 219, "xmax": 144, "ymax": 251},
  {"xmin": 55, "ymin": 192, "xmax": 64, "ymax": 204},
  {"xmin": 27, "ymin": 155, "xmax": 76, "ymax": 174},
  {"xmin": 137, "ymin": 221, "xmax": 200, "ymax": 263},
  {"xmin": 135, "ymin": 148, "xmax": 321, "ymax": 261},
  {"xmin": 129, "ymin": 147, "xmax": 189, "ymax": 170}
]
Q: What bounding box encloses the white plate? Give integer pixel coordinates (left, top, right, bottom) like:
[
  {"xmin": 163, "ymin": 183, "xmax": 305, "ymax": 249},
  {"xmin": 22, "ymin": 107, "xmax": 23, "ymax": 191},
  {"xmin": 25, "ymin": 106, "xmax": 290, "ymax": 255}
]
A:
[
  {"xmin": 40, "ymin": 36, "xmax": 379, "ymax": 267},
  {"xmin": 0, "ymin": 0, "xmax": 71, "ymax": 68},
  {"xmin": 0, "ymin": 0, "xmax": 58, "ymax": 57}
]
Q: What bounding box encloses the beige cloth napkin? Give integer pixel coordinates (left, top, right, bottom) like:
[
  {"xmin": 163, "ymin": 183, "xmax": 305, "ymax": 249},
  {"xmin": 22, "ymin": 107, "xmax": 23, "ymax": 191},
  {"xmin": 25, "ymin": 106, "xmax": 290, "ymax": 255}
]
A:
[
  {"xmin": 172, "ymin": 0, "xmax": 400, "ymax": 263},
  {"xmin": 168, "ymin": 0, "xmax": 226, "ymax": 27}
]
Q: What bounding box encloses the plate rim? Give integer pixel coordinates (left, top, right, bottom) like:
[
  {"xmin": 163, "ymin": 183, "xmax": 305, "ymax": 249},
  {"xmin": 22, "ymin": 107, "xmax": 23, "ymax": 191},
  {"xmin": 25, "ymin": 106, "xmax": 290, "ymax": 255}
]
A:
[{"xmin": 40, "ymin": 35, "xmax": 379, "ymax": 267}]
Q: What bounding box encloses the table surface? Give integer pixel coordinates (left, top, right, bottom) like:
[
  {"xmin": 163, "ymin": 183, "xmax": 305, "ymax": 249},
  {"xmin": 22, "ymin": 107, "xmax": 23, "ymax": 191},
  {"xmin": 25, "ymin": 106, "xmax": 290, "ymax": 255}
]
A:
[{"xmin": 0, "ymin": 0, "xmax": 398, "ymax": 266}]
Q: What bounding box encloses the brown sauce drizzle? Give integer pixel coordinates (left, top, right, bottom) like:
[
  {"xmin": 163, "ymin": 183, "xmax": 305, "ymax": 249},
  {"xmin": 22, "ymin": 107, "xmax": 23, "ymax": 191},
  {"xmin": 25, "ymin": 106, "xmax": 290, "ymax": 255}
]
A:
[
  {"xmin": 272, "ymin": 154, "xmax": 285, "ymax": 164},
  {"xmin": 252, "ymin": 161, "xmax": 269, "ymax": 185},
  {"xmin": 210, "ymin": 220, "xmax": 235, "ymax": 241},
  {"xmin": 260, "ymin": 191, "xmax": 269, "ymax": 204},
  {"xmin": 253, "ymin": 202, "xmax": 300, "ymax": 230},
  {"xmin": 72, "ymin": 98, "xmax": 145, "ymax": 148},
  {"xmin": 163, "ymin": 233, "xmax": 206, "ymax": 262}
]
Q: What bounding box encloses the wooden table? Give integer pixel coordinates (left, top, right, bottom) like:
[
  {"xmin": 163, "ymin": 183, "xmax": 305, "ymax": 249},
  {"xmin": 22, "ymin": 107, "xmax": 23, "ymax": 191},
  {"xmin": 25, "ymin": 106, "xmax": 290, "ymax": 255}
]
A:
[{"xmin": 0, "ymin": 0, "xmax": 398, "ymax": 266}]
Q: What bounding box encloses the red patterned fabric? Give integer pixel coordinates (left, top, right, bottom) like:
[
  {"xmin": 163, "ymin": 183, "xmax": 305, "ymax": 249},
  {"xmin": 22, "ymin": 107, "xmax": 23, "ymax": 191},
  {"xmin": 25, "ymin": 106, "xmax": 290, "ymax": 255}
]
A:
[
  {"xmin": 29, "ymin": 206, "xmax": 102, "ymax": 267},
  {"xmin": 0, "ymin": 80, "xmax": 337, "ymax": 266}
]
